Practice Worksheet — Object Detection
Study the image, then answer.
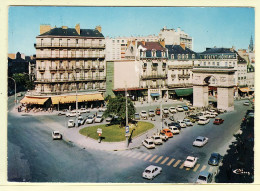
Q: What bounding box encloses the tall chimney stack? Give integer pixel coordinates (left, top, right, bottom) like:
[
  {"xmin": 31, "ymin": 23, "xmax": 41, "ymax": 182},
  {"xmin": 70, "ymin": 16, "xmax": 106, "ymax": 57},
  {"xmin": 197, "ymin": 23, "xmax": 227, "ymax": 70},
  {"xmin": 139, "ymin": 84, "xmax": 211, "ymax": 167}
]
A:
[{"xmin": 75, "ymin": 23, "xmax": 80, "ymax": 35}]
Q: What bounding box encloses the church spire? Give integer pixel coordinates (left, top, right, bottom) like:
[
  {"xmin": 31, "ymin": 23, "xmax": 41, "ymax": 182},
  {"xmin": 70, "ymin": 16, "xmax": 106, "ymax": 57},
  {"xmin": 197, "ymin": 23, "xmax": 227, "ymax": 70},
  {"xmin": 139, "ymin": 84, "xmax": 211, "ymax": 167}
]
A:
[{"xmin": 249, "ymin": 35, "xmax": 254, "ymax": 52}]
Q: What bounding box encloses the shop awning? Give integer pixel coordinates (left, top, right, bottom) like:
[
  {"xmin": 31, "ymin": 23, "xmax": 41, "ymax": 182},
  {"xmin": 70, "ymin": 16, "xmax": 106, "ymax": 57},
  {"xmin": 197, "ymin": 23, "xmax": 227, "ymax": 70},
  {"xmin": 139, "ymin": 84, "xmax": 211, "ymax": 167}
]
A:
[
  {"xmin": 51, "ymin": 93, "xmax": 104, "ymax": 104},
  {"xmin": 20, "ymin": 96, "xmax": 49, "ymax": 105},
  {"xmin": 239, "ymin": 87, "xmax": 250, "ymax": 93},
  {"xmin": 174, "ymin": 88, "xmax": 193, "ymax": 97},
  {"xmin": 150, "ymin": 93, "xmax": 160, "ymax": 97}
]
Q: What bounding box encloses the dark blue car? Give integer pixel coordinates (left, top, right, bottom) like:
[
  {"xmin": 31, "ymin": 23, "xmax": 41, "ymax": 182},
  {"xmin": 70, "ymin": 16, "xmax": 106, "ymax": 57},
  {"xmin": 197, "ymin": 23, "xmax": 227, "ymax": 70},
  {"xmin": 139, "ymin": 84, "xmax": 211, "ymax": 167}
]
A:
[
  {"xmin": 183, "ymin": 106, "xmax": 189, "ymax": 111},
  {"xmin": 208, "ymin": 153, "xmax": 222, "ymax": 166}
]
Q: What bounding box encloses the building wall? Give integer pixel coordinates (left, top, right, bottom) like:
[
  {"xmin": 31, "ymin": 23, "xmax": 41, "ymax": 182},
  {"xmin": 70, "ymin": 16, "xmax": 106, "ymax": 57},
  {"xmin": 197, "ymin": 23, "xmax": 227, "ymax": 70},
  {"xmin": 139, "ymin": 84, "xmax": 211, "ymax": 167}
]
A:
[{"xmin": 113, "ymin": 60, "xmax": 140, "ymax": 89}]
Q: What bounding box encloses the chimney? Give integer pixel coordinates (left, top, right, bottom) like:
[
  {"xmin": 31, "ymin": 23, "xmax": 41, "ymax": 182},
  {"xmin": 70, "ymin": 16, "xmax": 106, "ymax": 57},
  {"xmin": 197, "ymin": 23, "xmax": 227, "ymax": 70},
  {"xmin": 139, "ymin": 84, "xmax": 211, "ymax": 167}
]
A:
[
  {"xmin": 95, "ymin": 25, "xmax": 102, "ymax": 33},
  {"xmin": 159, "ymin": 39, "xmax": 165, "ymax": 47},
  {"xmin": 62, "ymin": 26, "xmax": 68, "ymax": 29},
  {"xmin": 180, "ymin": 43, "xmax": 185, "ymax": 50},
  {"xmin": 40, "ymin": 25, "xmax": 51, "ymax": 35},
  {"xmin": 75, "ymin": 23, "xmax": 80, "ymax": 35}
]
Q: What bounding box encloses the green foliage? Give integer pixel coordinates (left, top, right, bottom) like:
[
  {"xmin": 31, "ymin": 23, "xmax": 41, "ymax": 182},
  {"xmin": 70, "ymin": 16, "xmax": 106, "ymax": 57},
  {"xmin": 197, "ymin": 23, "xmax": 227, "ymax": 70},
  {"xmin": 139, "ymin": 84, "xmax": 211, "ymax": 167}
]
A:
[
  {"xmin": 11, "ymin": 73, "xmax": 34, "ymax": 91},
  {"xmin": 103, "ymin": 95, "xmax": 136, "ymax": 124}
]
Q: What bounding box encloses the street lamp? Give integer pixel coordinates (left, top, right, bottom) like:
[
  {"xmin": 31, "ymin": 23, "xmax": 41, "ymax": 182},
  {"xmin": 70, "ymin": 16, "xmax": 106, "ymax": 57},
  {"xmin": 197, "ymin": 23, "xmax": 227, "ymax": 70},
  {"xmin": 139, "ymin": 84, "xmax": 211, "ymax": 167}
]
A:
[
  {"xmin": 75, "ymin": 82, "xmax": 79, "ymax": 128},
  {"xmin": 8, "ymin": 77, "xmax": 17, "ymax": 107},
  {"xmin": 125, "ymin": 83, "xmax": 129, "ymax": 148}
]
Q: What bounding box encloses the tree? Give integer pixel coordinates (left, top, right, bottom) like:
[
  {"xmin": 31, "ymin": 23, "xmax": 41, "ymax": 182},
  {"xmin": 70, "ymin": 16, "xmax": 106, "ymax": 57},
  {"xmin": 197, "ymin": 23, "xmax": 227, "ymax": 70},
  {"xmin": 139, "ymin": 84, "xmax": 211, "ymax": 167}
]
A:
[
  {"xmin": 104, "ymin": 95, "xmax": 136, "ymax": 127},
  {"xmin": 11, "ymin": 73, "xmax": 34, "ymax": 91}
]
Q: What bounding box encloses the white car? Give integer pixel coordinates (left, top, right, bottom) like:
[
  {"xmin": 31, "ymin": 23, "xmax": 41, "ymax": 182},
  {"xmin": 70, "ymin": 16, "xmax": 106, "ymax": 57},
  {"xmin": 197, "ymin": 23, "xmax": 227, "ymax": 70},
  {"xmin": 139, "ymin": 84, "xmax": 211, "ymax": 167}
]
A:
[
  {"xmin": 183, "ymin": 118, "xmax": 193, "ymax": 126},
  {"xmin": 52, "ymin": 131, "xmax": 62, "ymax": 140},
  {"xmin": 169, "ymin": 107, "xmax": 177, "ymax": 113},
  {"xmin": 243, "ymin": 101, "xmax": 250, "ymax": 106},
  {"xmin": 106, "ymin": 115, "xmax": 113, "ymax": 122},
  {"xmin": 79, "ymin": 108, "xmax": 87, "ymax": 113},
  {"xmin": 209, "ymin": 110, "xmax": 218, "ymax": 116},
  {"xmin": 142, "ymin": 138, "xmax": 155, "ymax": 149},
  {"xmin": 151, "ymin": 135, "xmax": 163, "ymax": 145},
  {"xmin": 99, "ymin": 107, "xmax": 107, "ymax": 112},
  {"xmin": 158, "ymin": 133, "xmax": 168, "ymax": 141},
  {"xmin": 142, "ymin": 165, "xmax": 162, "ymax": 180},
  {"xmin": 95, "ymin": 114, "xmax": 103, "ymax": 123},
  {"xmin": 148, "ymin": 109, "xmax": 155, "ymax": 117},
  {"xmin": 66, "ymin": 110, "xmax": 80, "ymax": 117},
  {"xmin": 201, "ymin": 111, "xmax": 211, "ymax": 118},
  {"xmin": 169, "ymin": 126, "xmax": 180, "ymax": 134},
  {"xmin": 163, "ymin": 108, "xmax": 169, "ymax": 114},
  {"xmin": 208, "ymin": 112, "xmax": 216, "ymax": 118},
  {"xmin": 184, "ymin": 156, "xmax": 198, "ymax": 168},
  {"xmin": 68, "ymin": 119, "xmax": 75, "ymax": 128},
  {"xmin": 198, "ymin": 117, "xmax": 210, "ymax": 125},
  {"xmin": 140, "ymin": 110, "xmax": 148, "ymax": 119},
  {"xmin": 86, "ymin": 115, "xmax": 95, "ymax": 124},
  {"xmin": 193, "ymin": 136, "xmax": 209, "ymax": 147},
  {"xmin": 177, "ymin": 120, "xmax": 187, "ymax": 128},
  {"xmin": 77, "ymin": 116, "xmax": 85, "ymax": 126},
  {"xmin": 177, "ymin": 105, "xmax": 184, "ymax": 112},
  {"xmin": 196, "ymin": 171, "xmax": 213, "ymax": 183}
]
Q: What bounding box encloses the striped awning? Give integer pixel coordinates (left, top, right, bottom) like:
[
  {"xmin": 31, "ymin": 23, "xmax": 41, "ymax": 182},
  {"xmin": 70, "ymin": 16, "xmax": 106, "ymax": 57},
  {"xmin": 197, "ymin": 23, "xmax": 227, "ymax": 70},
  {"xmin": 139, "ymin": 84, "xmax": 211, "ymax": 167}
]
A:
[
  {"xmin": 51, "ymin": 93, "xmax": 104, "ymax": 104},
  {"xmin": 20, "ymin": 96, "xmax": 49, "ymax": 105}
]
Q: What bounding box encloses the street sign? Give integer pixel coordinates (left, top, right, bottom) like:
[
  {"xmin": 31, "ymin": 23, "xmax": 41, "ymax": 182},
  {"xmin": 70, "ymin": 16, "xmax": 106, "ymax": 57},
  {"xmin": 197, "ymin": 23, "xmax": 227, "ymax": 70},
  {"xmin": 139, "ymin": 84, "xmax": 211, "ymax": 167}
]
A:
[
  {"xmin": 97, "ymin": 128, "xmax": 102, "ymax": 134},
  {"xmin": 125, "ymin": 125, "xmax": 129, "ymax": 134}
]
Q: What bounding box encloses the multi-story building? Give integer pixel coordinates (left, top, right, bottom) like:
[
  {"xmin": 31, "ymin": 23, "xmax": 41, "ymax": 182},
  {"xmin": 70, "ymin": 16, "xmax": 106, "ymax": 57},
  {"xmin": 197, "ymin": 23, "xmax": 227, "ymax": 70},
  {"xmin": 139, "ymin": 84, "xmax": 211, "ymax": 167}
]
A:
[
  {"xmin": 166, "ymin": 44, "xmax": 198, "ymax": 99},
  {"xmin": 105, "ymin": 35, "xmax": 159, "ymax": 60},
  {"xmin": 158, "ymin": 27, "xmax": 193, "ymax": 50},
  {"xmin": 34, "ymin": 24, "xmax": 106, "ymax": 95}
]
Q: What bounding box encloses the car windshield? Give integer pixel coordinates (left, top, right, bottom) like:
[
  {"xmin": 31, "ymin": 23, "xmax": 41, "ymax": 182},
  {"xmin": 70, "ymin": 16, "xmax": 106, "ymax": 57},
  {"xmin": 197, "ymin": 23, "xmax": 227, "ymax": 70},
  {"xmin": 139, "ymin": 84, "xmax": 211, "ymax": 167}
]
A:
[
  {"xmin": 148, "ymin": 142, "xmax": 153, "ymax": 145},
  {"xmin": 88, "ymin": 116, "xmax": 93, "ymax": 119},
  {"xmin": 166, "ymin": 130, "xmax": 171, "ymax": 133},
  {"xmin": 154, "ymin": 137, "xmax": 160, "ymax": 140},
  {"xmin": 141, "ymin": 111, "xmax": 146, "ymax": 114},
  {"xmin": 145, "ymin": 170, "xmax": 151, "ymax": 173},
  {"xmin": 187, "ymin": 159, "xmax": 194, "ymax": 162},
  {"xmin": 196, "ymin": 139, "xmax": 203, "ymax": 142},
  {"xmin": 54, "ymin": 133, "xmax": 60, "ymax": 136},
  {"xmin": 198, "ymin": 176, "xmax": 207, "ymax": 181}
]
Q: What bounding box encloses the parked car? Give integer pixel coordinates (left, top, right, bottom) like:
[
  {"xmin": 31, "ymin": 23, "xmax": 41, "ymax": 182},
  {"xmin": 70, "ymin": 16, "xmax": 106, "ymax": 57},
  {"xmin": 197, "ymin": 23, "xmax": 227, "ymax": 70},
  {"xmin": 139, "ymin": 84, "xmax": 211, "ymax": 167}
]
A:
[
  {"xmin": 187, "ymin": 115, "xmax": 199, "ymax": 122},
  {"xmin": 168, "ymin": 126, "xmax": 180, "ymax": 134},
  {"xmin": 169, "ymin": 107, "xmax": 177, "ymax": 113},
  {"xmin": 188, "ymin": 105, "xmax": 195, "ymax": 110},
  {"xmin": 52, "ymin": 131, "xmax": 62, "ymax": 140},
  {"xmin": 208, "ymin": 112, "xmax": 216, "ymax": 118},
  {"xmin": 208, "ymin": 153, "xmax": 222, "ymax": 166},
  {"xmin": 140, "ymin": 110, "xmax": 148, "ymax": 119},
  {"xmin": 198, "ymin": 117, "xmax": 210, "ymax": 125},
  {"xmin": 201, "ymin": 111, "xmax": 211, "ymax": 118},
  {"xmin": 168, "ymin": 122, "xmax": 181, "ymax": 131},
  {"xmin": 142, "ymin": 165, "xmax": 162, "ymax": 180},
  {"xmin": 193, "ymin": 136, "xmax": 209, "ymax": 147},
  {"xmin": 183, "ymin": 118, "xmax": 193, "ymax": 126},
  {"xmin": 79, "ymin": 107, "xmax": 88, "ymax": 113},
  {"xmin": 95, "ymin": 114, "xmax": 103, "ymax": 123},
  {"xmin": 184, "ymin": 156, "xmax": 198, "ymax": 168},
  {"xmin": 66, "ymin": 110, "xmax": 80, "ymax": 117},
  {"xmin": 177, "ymin": 105, "xmax": 184, "ymax": 112},
  {"xmin": 86, "ymin": 115, "xmax": 95, "ymax": 124},
  {"xmin": 142, "ymin": 138, "xmax": 155, "ymax": 149},
  {"xmin": 183, "ymin": 105, "xmax": 189, "ymax": 111},
  {"xmin": 158, "ymin": 132, "xmax": 168, "ymax": 141},
  {"xmin": 77, "ymin": 115, "xmax": 85, "ymax": 126},
  {"xmin": 218, "ymin": 109, "xmax": 226, "ymax": 113},
  {"xmin": 151, "ymin": 135, "xmax": 163, "ymax": 145},
  {"xmin": 196, "ymin": 171, "xmax": 213, "ymax": 183},
  {"xmin": 243, "ymin": 101, "xmax": 250, "ymax": 106},
  {"xmin": 213, "ymin": 118, "xmax": 224, "ymax": 125},
  {"xmin": 209, "ymin": 109, "xmax": 218, "ymax": 116},
  {"xmin": 134, "ymin": 113, "xmax": 141, "ymax": 120},
  {"xmin": 155, "ymin": 108, "xmax": 160, "ymax": 115},
  {"xmin": 163, "ymin": 108, "xmax": 169, "ymax": 114},
  {"xmin": 161, "ymin": 129, "xmax": 173, "ymax": 138},
  {"xmin": 68, "ymin": 119, "xmax": 75, "ymax": 128},
  {"xmin": 148, "ymin": 109, "xmax": 155, "ymax": 117},
  {"xmin": 106, "ymin": 116, "xmax": 120, "ymax": 126},
  {"xmin": 177, "ymin": 120, "xmax": 187, "ymax": 128},
  {"xmin": 106, "ymin": 114, "xmax": 113, "ymax": 122},
  {"xmin": 99, "ymin": 107, "xmax": 107, "ymax": 112}
]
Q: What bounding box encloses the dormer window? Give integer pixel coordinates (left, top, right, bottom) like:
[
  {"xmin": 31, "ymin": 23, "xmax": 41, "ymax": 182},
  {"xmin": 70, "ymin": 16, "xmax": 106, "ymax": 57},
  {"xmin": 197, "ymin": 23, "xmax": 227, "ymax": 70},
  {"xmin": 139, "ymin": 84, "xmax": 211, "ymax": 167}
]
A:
[
  {"xmin": 186, "ymin": 54, "xmax": 188, "ymax": 59},
  {"xmin": 182, "ymin": 54, "xmax": 185, "ymax": 59},
  {"xmin": 192, "ymin": 54, "xmax": 195, "ymax": 59},
  {"xmin": 171, "ymin": 54, "xmax": 174, "ymax": 59},
  {"xmin": 161, "ymin": 51, "xmax": 165, "ymax": 57},
  {"xmin": 152, "ymin": 49, "xmax": 156, "ymax": 57},
  {"xmin": 178, "ymin": 54, "xmax": 181, "ymax": 59}
]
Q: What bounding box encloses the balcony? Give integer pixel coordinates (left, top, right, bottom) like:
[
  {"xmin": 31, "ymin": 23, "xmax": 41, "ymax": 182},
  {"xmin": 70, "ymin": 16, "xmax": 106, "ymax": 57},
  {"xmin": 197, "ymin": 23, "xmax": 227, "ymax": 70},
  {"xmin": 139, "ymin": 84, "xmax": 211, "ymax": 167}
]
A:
[
  {"xmin": 34, "ymin": 43, "xmax": 105, "ymax": 48},
  {"xmin": 35, "ymin": 76, "xmax": 106, "ymax": 83},
  {"xmin": 38, "ymin": 67, "xmax": 45, "ymax": 72},
  {"xmin": 36, "ymin": 53, "xmax": 105, "ymax": 59},
  {"xmin": 178, "ymin": 74, "xmax": 191, "ymax": 79},
  {"xmin": 141, "ymin": 74, "xmax": 167, "ymax": 80}
]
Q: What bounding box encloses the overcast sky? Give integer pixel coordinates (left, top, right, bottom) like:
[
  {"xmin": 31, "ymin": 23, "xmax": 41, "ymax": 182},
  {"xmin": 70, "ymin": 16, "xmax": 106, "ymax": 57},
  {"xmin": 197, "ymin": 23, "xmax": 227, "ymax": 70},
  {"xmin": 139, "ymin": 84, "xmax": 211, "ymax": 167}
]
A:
[{"xmin": 8, "ymin": 6, "xmax": 255, "ymax": 55}]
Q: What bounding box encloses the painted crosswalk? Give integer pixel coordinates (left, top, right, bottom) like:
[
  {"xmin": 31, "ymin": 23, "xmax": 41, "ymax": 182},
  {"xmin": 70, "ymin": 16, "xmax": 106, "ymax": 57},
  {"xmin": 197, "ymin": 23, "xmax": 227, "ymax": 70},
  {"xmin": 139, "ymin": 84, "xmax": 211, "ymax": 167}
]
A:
[{"xmin": 114, "ymin": 150, "xmax": 215, "ymax": 174}]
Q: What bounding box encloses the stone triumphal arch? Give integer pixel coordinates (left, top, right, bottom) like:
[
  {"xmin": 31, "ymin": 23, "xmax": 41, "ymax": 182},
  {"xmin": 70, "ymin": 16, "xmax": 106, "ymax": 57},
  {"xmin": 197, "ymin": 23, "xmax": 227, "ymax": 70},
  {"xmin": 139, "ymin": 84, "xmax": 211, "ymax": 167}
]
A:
[{"xmin": 192, "ymin": 67, "xmax": 236, "ymax": 111}]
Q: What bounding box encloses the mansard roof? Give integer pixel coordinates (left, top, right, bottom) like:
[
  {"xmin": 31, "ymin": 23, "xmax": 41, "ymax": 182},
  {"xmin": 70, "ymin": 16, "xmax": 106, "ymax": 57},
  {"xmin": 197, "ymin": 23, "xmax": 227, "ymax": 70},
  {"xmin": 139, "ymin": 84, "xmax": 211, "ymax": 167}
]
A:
[{"xmin": 137, "ymin": 42, "xmax": 166, "ymax": 51}]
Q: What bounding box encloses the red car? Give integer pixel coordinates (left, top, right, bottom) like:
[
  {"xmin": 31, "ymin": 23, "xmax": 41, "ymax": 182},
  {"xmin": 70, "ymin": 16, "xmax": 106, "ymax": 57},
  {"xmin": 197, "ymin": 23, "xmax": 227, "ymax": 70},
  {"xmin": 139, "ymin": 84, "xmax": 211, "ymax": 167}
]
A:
[
  {"xmin": 213, "ymin": 118, "xmax": 224, "ymax": 125},
  {"xmin": 155, "ymin": 108, "xmax": 160, "ymax": 115},
  {"xmin": 161, "ymin": 129, "xmax": 173, "ymax": 138}
]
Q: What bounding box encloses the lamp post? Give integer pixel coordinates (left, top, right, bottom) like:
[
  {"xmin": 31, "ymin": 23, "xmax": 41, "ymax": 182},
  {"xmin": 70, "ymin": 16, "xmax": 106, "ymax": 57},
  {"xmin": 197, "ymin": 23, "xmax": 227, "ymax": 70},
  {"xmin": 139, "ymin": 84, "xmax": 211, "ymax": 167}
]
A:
[
  {"xmin": 125, "ymin": 83, "xmax": 129, "ymax": 148},
  {"xmin": 160, "ymin": 87, "xmax": 163, "ymax": 130},
  {"xmin": 75, "ymin": 83, "xmax": 79, "ymax": 128},
  {"xmin": 8, "ymin": 77, "xmax": 17, "ymax": 107}
]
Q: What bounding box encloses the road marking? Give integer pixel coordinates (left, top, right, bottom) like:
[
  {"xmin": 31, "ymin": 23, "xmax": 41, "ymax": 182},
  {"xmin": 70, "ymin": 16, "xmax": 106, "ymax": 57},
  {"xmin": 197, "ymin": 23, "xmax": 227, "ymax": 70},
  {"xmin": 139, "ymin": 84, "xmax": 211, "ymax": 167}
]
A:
[
  {"xmin": 138, "ymin": 153, "xmax": 147, "ymax": 160},
  {"xmin": 161, "ymin": 157, "xmax": 169, "ymax": 165},
  {"xmin": 179, "ymin": 162, "xmax": 185, "ymax": 169},
  {"xmin": 208, "ymin": 166, "xmax": 214, "ymax": 172},
  {"xmin": 200, "ymin": 165, "xmax": 207, "ymax": 172},
  {"xmin": 124, "ymin": 151, "xmax": 133, "ymax": 157},
  {"xmin": 144, "ymin": 154, "xmax": 152, "ymax": 161},
  {"xmin": 127, "ymin": 152, "xmax": 138, "ymax": 158},
  {"xmin": 173, "ymin": 160, "xmax": 181, "ymax": 167},
  {"xmin": 167, "ymin": 158, "xmax": 175, "ymax": 166},
  {"xmin": 132, "ymin": 152, "xmax": 142, "ymax": 159},
  {"xmin": 193, "ymin": 164, "xmax": 200, "ymax": 172},
  {"xmin": 186, "ymin": 167, "xmax": 190, "ymax": 171},
  {"xmin": 149, "ymin": 155, "xmax": 158, "ymax": 162},
  {"xmin": 155, "ymin": 156, "xmax": 163, "ymax": 163}
]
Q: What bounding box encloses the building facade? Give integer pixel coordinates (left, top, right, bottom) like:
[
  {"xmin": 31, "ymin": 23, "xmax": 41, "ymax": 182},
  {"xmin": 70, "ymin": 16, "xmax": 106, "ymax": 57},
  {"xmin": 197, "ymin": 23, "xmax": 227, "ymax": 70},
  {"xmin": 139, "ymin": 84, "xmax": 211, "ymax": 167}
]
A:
[{"xmin": 34, "ymin": 24, "xmax": 106, "ymax": 95}]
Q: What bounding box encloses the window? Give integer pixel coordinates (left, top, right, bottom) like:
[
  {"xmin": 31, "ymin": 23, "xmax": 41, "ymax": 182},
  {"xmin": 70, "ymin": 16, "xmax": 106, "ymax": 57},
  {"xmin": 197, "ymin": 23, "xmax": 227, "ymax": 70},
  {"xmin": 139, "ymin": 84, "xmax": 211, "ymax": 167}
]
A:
[
  {"xmin": 192, "ymin": 54, "xmax": 195, "ymax": 59},
  {"xmin": 217, "ymin": 62, "xmax": 219, "ymax": 66},
  {"xmin": 171, "ymin": 54, "xmax": 174, "ymax": 59},
  {"xmin": 225, "ymin": 62, "xmax": 228, "ymax": 66},
  {"xmin": 212, "ymin": 62, "xmax": 215, "ymax": 66},
  {"xmin": 178, "ymin": 54, "xmax": 181, "ymax": 59},
  {"xmin": 122, "ymin": 40, "xmax": 124, "ymax": 43},
  {"xmin": 204, "ymin": 62, "xmax": 206, "ymax": 66},
  {"xmin": 117, "ymin": 40, "xmax": 119, "ymax": 43},
  {"xmin": 182, "ymin": 54, "xmax": 185, "ymax": 59},
  {"xmin": 112, "ymin": 40, "xmax": 115, "ymax": 43},
  {"xmin": 76, "ymin": 39, "xmax": 79, "ymax": 44},
  {"xmin": 186, "ymin": 54, "xmax": 188, "ymax": 59}
]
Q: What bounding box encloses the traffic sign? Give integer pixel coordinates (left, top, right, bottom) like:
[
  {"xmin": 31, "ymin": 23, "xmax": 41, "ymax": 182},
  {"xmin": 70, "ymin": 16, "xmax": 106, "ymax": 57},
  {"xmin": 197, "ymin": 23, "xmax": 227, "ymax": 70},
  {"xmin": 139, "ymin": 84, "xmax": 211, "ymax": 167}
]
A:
[
  {"xmin": 125, "ymin": 125, "xmax": 129, "ymax": 134},
  {"xmin": 97, "ymin": 128, "xmax": 102, "ymax": 134}
]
